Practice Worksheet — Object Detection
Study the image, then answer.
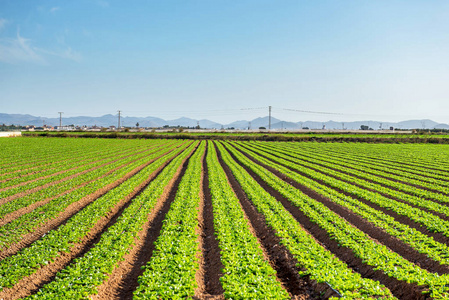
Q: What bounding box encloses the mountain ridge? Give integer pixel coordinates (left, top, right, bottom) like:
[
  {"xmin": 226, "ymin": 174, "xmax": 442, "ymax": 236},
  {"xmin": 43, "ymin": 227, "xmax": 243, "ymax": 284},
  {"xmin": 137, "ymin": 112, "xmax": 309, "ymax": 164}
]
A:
[{"xmin": 0, "ymin": 113, "xmax": 448, "ymax": 130}]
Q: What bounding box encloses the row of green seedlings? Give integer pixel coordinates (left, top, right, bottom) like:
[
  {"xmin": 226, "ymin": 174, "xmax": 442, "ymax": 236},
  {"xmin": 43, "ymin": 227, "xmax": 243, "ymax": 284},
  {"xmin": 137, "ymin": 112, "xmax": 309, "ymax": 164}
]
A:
[
  {"xmin": 133, "ymin": 141, "xmax": 206, "ymax": 298},
  {"xmin": 226, "ymin": 142, "xmax": 449, "ymax": 298},
  {"xmin": 290, "ymin": 142, "xmax": 449, "ymax": 188},
  {"xmin": 0, "ymin": 141, "xmax": 159, "ymax": 197},
  {"xmin": 243, "ymin": 142, "xmax": 449, "ymax": 239},
  {"xmin": 237, "ymin": 142, "xmax": 449, "ymax": 267},
  {"xmin": 276, "ymin": 141, "xmax": 449, "ymax": 192},
  {"xmin": 0, "ymin": 139, "xmax": 154, "ymax": 186},
  {"xmin": 0, "ymin": 141, "xmax": 194, "ymax": 293},
  {"xmin": 238, "ymin": 142, "xmax": 449, "ymax": 262},
  {"xmin": 204, "ymin": 142, "xmax": 288, "ymax": 299},
  {"xmin": 24, "ymin": 142, "xmax": 198, "ymax": 299},
  {"xmin": 0, "ymin": 141, "xmax": 175, "ymax": 221},
  {"xmin": 312, "ymin": 142, "xmax": 449, "ymax": 175},
  {"xmin": 0, "ymin": 138, "xmax": 149, "ymax": 175},
  {"xmin": 0, "ymin": 138, "xmax": 108, "ymax": 171},
  {"xmin": 0, "ymin": 141, "xmax": 185, "ymax": 252},
  {"xmin": 265, "ymin": 142, "xmax": 449, "ymax": 206},
  {"xmin": 216, "ymin": 142, "xmax": 393, "ymax": 299}
]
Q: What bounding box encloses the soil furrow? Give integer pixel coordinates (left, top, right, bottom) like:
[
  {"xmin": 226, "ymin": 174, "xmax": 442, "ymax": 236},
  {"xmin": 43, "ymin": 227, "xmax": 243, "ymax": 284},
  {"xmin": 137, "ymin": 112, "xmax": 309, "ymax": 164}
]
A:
[
  {"xmin": 231, "ymin": 145, "xmax": 426, "ymax": 299},
  {"xmin": 0, "ymin": 148, "xmax": 176, "ymax": 260},
  {"xmin": 232, "ymin": 145, "xmax": 449, "ymax": 275},
  {"xmin": 240, "ymin": 144, "xmax": 449, "ymax": 246},
  {"xmin": 0, "ymin": 161, "xmax": 127, "ymax": 227},
  {"xmin": 194, "ymin": 143, "xmax": 225, "ymax": 299},
  {"xmin": 215, "ymin": 144, "xmax": 324, "ymax": 299},
  {"xmin": 93, "ymin": 144, "xmax": 197, "ymax": 300},
  {"xmin": 278, "ymin": 148, "xmax": 449, "ymax": 197},
  {"xmin": 0, "ymin": 145, "xmax": 160, "ymax": 205},
  {"xmin": 0, "ymin": 148, "xmax": 183, "ymax": 300}
]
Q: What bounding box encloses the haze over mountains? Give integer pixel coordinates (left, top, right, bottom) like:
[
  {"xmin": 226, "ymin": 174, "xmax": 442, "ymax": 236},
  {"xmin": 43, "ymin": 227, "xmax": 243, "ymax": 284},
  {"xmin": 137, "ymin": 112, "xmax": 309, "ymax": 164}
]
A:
[{"xmin": 1, "ymin": 113, "xmax": 449, "ymax": 130}]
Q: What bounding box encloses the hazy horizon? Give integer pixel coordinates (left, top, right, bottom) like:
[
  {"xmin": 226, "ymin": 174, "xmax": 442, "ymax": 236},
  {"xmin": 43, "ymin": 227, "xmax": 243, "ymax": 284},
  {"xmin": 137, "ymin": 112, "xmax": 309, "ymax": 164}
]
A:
[{"xmin": 1, "ymin": 1, "xmax": 448, "ymax": 124}]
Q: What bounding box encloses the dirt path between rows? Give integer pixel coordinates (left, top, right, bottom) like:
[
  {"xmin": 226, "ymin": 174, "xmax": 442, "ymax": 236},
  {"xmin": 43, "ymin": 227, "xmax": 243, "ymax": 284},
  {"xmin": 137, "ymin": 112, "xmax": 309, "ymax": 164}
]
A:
[
  {"xmin": 216, "ymin": 144, "xmax": 324, "ymax": 299},
  {"xmin": 193, "ymin": 143, "xmax": 224, "ymax": 300},
  {"xmin": 92, "ymin": 143, "xmax": 197, "ymax": 299},
  {"xmin": 0, "ymin": 146, "xmax": 178, "ymax": 260},
  {"xmin": 229, "ymin": 143, "xmax": 426, "ymax": 300},
  {"xmin": 239, "ymin": 143, "xmax": 449, "ymax": 247},
  {"xmin": 234, "ymin": 144, "xmax": 449, "ymax": 275},
  {"xmin": 0, "ymin": 145, "xmax": 161, "ymax": 205}
]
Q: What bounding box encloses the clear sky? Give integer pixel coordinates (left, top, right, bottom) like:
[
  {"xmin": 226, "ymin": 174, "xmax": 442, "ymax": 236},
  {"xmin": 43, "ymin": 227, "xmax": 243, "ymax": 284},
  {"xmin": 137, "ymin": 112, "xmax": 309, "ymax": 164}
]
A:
[{"xmin": 1, "ymin": 1, "xmax": 448, "ymax": 123}]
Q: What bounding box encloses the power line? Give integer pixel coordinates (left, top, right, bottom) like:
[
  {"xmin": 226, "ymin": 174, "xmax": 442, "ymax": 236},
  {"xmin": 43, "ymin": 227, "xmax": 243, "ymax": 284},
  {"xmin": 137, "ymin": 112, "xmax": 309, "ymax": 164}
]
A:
[{"xmin": 280, "ymin": 107, "xmax": 345, "ymax": 115}]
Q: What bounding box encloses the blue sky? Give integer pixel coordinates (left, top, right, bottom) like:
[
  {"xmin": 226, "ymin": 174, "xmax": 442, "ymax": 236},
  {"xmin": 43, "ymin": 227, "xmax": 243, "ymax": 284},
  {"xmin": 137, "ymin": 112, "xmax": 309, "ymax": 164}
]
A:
[{"xmin": 1, "ymin": 1, "xmax": 449, "ymax": 123}]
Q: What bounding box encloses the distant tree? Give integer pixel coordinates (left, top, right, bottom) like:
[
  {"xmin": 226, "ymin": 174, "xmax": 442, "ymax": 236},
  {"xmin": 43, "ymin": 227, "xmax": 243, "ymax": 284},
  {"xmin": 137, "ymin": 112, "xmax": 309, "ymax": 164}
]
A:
[
  {"xmin": 360, "ymin": 125, "xmax": 369, "ymax": 130},
  {"xmin": 136, "ymin": 122, "xmax": 139, "ymax": 128},
  {"xmin": 259, "ymin": 127, "xmax": 266, "ymax": 130}
]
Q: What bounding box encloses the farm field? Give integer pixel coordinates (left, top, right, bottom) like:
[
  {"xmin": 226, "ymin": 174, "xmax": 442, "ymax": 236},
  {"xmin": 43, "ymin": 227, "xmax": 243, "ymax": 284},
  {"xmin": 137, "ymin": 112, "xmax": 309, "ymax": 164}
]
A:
[{"xmin": 1, "ymin": 138, "xmax": 449, "ymax": 299}]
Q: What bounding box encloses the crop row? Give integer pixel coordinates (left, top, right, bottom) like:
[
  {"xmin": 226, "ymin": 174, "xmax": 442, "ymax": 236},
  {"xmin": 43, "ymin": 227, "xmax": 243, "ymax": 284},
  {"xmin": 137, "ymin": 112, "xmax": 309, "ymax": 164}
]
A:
[
  {"xmin": 288, "ymin": 142, "xmax": 449, "ymax": 187},
  {"xmin": 26, "ymin": 142, "xmax": 198, "ymax": 299},
  {"xmin": 134, "ymin": 141, "xmax": 206, "ymax": 298},
  {"xmin": 229, "ymin": 142, "xmax": 449, "ymax": 298},
  {"xmin": 217, "ymin": 142, "xmax": 393, "ymax": 298},
  {"xmin": 0, "ymin": 141, "xmax": 193, "ymax": 292},
  {"xmin": 0, "ymin": 141, "xmax": 175, "ymax": 221},
  {"xmin": 0, "ymin": 140, "xmax": 153, "ymax": 186},
  {"xmin": 241, "ymin": 142, "xmax": 449, "ymax": 239},
  {"xmin": 0, "ymin": 141, "xmax": 185, "ymax": 251}
]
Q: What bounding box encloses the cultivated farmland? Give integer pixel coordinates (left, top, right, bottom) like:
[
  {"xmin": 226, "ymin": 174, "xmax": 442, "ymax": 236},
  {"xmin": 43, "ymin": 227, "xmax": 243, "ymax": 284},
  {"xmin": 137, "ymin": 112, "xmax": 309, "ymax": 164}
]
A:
[{"xmin": 1, "ymin": 138, "xmax": 449, "ymax": 299}]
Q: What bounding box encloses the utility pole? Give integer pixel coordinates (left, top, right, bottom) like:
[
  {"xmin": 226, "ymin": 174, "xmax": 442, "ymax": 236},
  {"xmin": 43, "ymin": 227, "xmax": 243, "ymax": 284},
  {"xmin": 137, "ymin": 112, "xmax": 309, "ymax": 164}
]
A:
[
  {"xmin": 268, "ymin": 106, "xmax": 272, "ymax": 130},
  {"xmin": 248, "ymin": 121, "xmax": 251, "ymax": 130},
  {"xmin": 117, "ymin": 110, "xmax": 121, "ymax": 130},
  {"xmin": 58, "ymin": 112, "xmax": 63, "ymax": 128}
]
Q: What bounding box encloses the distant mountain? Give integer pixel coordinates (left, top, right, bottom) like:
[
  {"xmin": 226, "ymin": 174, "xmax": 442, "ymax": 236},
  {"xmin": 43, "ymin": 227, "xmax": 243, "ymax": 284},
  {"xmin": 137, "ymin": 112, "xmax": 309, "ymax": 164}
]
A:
[
  {"xmin": 271, "ymin": 121, "xmax": 301, "ymax": 130},
  {"xmin": 1, "ymin": 113, "xmax": 448, "ymax": 130}
]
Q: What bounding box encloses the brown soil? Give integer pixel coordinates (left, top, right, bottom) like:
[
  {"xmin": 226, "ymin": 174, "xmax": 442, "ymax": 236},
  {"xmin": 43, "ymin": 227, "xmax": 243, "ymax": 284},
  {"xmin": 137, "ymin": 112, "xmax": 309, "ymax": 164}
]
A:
[
  {"xmin": 233, "ymin": 144, "xmax": 449, "ymax": 275},
  {"xmin": 0, "ymin": 166, "xmax": 81, "ymax": 192},
  {"xmin": 292, "ymin": 146, "xmax": 449, "ymax": 188},
  {"xmin": 283, "ymin": 148, "xmax": 449, "ymax": 196},
  {"xmin": 193, "ymin": 142, "xmax": 225, "ymax": 300},
  {"xmin": 0, "ymin": 162, "xmax": 125, "ymax": 227},
  {"xmin": 0, "ymin": 144, "xmax": 160, "ymax": 205},
  {"xmin": 92, "ymin": 143, "xmax": 197, "ymax": 299},
  {"xmin": 229, "ymin": 143, "xmax": 428, "ymax": 300},
  {"xmin": 0, "ymin": 145, "xmax": 185, "ymax": 300},
  {"xmin": 0, "ymin": 167, "xmax": 49, "ymax": 184},
  {"xmin": 0, "ymin": 144, "xmax": 152, "ymax": 185},
  {"xmin": 0, "ymin": 147, "xmax": 177, "ymax": 259},
  {"xmin": 0, "ymin": 143, "xmax": 167, "ymax": 227},
  {"xmin": 240, "ymin": 143, "xmax": 449, "ymax": 246},
  {"xmin": 215, "ymin": 144, "xmax": 324, "ymax": 299}
]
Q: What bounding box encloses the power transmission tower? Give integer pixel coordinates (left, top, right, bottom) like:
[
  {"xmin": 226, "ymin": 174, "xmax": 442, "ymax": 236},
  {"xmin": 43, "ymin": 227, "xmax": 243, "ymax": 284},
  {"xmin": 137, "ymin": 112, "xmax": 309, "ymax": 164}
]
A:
[
  {"xmin": 58, "ymin": 112, "xmax": 63, "ymax": 128},
  {"xmin": 268, "ymin": 106, "xmax": 272, "ymax": 130},
  {"xmin": 117, "ymin": 110, "xmax": 121, "ymax": 129}
]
